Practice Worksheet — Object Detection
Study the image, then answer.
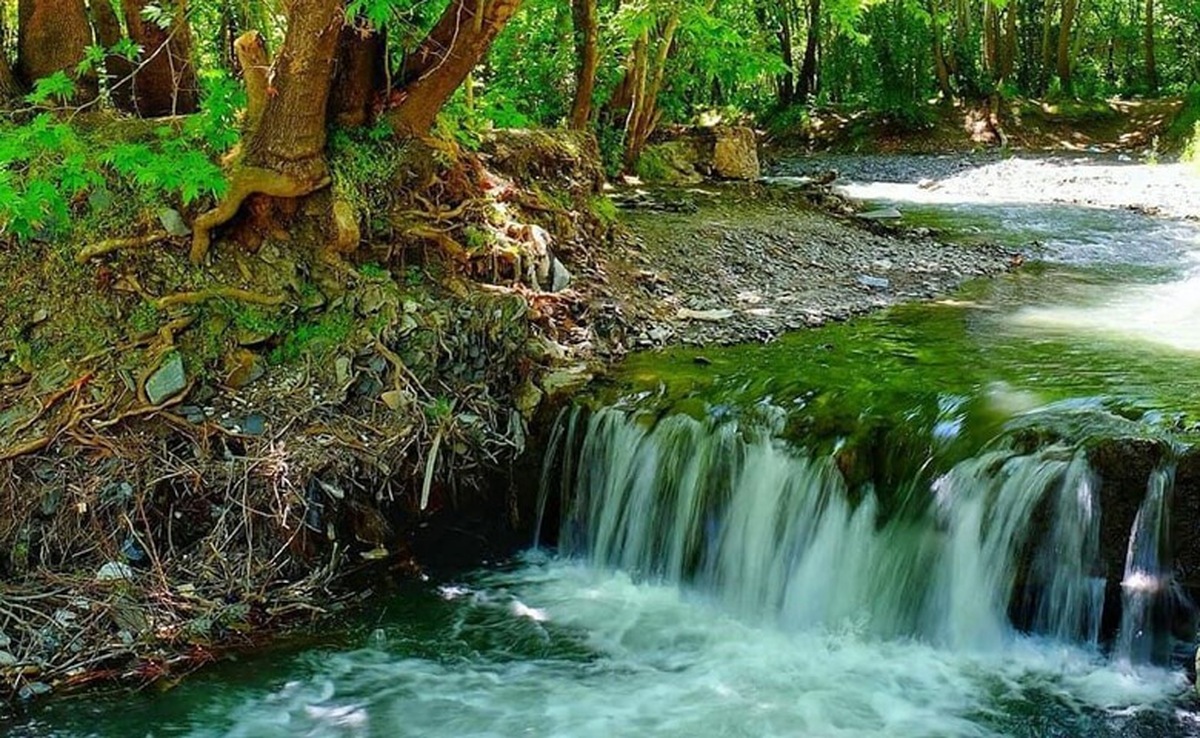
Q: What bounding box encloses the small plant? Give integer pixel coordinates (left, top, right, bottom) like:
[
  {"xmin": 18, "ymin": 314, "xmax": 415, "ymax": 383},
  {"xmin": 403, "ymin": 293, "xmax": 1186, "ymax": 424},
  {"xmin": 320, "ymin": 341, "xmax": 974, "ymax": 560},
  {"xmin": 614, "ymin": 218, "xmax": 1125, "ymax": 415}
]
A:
[{"xmin": 359, "ymin": 262, "xmax": 389, "ymax": 280}]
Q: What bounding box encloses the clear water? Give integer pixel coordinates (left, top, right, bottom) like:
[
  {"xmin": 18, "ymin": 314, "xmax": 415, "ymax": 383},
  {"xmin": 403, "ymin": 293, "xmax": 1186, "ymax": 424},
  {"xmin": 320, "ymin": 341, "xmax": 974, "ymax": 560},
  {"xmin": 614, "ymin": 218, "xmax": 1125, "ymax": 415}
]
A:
[{"xmin": 9, "ymin": 158, "xmax": 1200, "ymax": 737}]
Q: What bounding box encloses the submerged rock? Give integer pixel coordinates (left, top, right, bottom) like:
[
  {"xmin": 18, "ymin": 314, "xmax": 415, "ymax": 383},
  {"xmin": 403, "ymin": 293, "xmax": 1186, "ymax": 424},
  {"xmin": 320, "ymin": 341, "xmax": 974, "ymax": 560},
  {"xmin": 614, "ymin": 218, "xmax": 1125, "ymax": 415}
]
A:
[{"xmin": 858, "ymin": 207, "xmax": 903, "ymax": 220}]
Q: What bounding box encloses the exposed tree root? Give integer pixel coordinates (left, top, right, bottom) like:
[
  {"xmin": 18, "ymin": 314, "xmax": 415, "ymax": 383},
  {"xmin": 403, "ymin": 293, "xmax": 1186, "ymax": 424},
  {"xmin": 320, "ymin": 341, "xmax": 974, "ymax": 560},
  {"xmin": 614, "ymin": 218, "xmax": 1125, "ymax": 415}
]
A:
[
  {"xmin": 190, "ymin": 166, "xmax": 331, "ymax": 264},
  {"xmin": 154, "ymin": 287, "xmax": 286, "ymax": 310},
  {"xmin": 76, "ymin": 231, "xmax": 171, "ymax": 264}
]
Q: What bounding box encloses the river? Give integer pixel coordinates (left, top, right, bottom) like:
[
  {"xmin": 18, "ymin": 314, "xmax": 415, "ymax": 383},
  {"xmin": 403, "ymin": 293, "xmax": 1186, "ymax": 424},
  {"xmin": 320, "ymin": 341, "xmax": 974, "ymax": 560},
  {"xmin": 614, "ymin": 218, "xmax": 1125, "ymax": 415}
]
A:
[{"xmin": 8, "ymin": 154, "xmax": 1200, "ymax": 737}]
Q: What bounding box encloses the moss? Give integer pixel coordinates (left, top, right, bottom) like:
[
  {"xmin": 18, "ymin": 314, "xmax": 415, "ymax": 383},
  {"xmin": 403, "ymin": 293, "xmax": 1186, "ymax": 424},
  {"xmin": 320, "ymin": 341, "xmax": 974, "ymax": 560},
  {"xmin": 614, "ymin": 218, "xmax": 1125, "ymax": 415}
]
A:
[
  {"xmin": 591, "ymin": 195, "xmax": 619, "ymax": 227},
  {"xmin": 270, "ymin": 309, "xmax": 356, "ymax": 366}
]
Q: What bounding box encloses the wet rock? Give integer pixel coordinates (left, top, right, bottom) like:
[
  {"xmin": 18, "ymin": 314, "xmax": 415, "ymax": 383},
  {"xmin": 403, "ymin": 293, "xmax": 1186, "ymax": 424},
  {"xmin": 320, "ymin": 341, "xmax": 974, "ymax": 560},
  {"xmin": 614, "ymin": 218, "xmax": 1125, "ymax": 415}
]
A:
[
  {"xmin": 145, "ymin": 353, "xmax": 186, "ymax": 405},
  {"xmin": 96, "ymin": 561, "xmax": 135, "ymax": 583}
]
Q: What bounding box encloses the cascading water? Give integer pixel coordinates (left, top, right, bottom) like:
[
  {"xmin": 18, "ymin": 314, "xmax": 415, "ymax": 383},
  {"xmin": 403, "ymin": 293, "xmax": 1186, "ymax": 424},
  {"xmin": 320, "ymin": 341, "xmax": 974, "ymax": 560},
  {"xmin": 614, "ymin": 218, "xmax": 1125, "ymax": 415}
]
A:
[
  {"xmin": 1116, "ymin": 465, "xmax": 1177, "ymax": 665},
  {"xmin": 544, "ymin": 407, "xmax": 1163, "ymax": 655}
]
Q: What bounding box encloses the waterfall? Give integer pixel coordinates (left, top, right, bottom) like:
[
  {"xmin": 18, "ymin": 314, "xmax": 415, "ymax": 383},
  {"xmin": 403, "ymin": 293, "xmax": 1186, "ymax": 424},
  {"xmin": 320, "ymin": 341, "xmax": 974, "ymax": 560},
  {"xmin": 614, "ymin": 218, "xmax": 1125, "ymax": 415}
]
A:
[
  {"xmin": 1115, "ymin": 465, "xmax": 1176, "ymax": 664},
  {"xmin": 544, "ymin": 408, "xmax": 1135, "ymax": 652}
]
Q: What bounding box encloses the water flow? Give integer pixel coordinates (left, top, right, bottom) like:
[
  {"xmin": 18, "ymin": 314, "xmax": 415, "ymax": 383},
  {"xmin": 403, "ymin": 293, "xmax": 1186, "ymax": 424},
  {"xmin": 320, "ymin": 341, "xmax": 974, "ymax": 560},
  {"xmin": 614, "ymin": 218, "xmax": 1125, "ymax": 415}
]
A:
[
  {"xmin": 1116, "ymin": 465, "xmax": 1176, "ymax": 664},
  {"xmin": 554, "ymin": 408, "xmax": 1110, "ymax": 651}
]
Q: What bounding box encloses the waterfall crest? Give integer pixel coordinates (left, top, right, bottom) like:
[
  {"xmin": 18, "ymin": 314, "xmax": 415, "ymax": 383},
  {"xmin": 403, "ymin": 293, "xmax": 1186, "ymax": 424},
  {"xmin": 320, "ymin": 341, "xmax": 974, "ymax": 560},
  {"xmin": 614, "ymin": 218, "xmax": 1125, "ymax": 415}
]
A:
[{"xmin": 545, "ymin": 408, "xmax": 1179, "ymax": 654}]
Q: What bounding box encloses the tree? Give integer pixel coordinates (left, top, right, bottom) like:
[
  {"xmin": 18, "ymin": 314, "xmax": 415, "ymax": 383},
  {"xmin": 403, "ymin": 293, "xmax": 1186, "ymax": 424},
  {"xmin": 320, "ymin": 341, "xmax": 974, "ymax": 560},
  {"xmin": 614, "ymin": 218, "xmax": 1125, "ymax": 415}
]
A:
[
  {"xmin": 1057, "ymin": 0, "xmax": 1078, "ymax": 92},
  {"xmin": 797, "ymin": 0, "xmax": 820, "ymax": 100},
  {"xmin": 91, "ymin": 0, "xmax": 136, "ymax": 112},
  {"xmin": 16, "ymin": 0, "xmax": 97, "ymax": 102},
  {"xmin": 387, "ymin": 0, "xmax": 524, "ymax": 135},
  {"xmin": 0, "ymin": 13, "xmax": 23, "ymax": 103},
  {"xmin": 191, "ymin": 0, "xmax": 345, "ymax": 262},
  {"xmin": 330, "ymin": 21, "xmax": 386, "ymax": 128},
  {"xmin": 1143, "ymin": 0, "xmax": 1157, "ymax": 92},
  {"xmin": 569, "ymin": 0, "xmax": 600, "ymax": 129},
  {"xmin": 122, "ymin": 0, "xmax": 200, "ymax": 116}
]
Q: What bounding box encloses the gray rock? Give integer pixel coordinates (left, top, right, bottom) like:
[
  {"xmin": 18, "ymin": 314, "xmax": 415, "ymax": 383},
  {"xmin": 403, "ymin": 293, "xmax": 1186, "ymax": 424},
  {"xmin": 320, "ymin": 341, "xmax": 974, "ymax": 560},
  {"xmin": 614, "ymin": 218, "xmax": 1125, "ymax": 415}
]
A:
[
  {"xmin": 18, "ymin": 682, "xmax": 51, "ymax": 700},
  {"xmin": 96, "ymin": 561, "xmax": 135, "ymax": 582},
  {"xmin": 145, "ymin": 354, "xmax": 186, "ymax": 405},
  {"xmin": 159, "ymin": 208, "xmax": 192, "ymax": 237},
  {"xmin": 858, "ymin": 207, "xmax": 903, "ymax": 220},
  {"xmin": 677, "ymin": 308, "xmax": 735, "ymax": 322},
  {"xmin": 243, "ymin": 414, "xmax": 266, "ymax": 436},
  {"xmin": 550, "ymin": 257, "xmax": 572, "ymax": 292},
  {"xmin": 0, "ymin": 650, "xmax": 15, "ymax": 666},
  {"xmin": 857, "ymin": 275, "xmax": 891, "ymax": 290}
]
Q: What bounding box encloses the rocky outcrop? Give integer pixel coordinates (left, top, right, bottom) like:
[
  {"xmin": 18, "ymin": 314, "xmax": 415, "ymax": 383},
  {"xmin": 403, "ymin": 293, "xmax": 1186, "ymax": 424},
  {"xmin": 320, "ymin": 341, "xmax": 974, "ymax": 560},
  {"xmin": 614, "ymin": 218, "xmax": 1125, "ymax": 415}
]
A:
[{"xmin": 640, "ymin": 125, "xmax": 761, "ymax": 183}]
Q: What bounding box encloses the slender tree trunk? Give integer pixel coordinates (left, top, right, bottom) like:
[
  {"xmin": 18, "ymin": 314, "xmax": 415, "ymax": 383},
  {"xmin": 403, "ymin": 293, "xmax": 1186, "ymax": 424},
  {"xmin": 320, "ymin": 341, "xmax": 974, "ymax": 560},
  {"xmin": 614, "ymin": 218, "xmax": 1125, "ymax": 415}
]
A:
[
  {"xmin": 798, "ymin": 0, "xmax": 821, "ymax": 100},
  {"xmin": 929, "ymin": 0, "xmax": 954, "ymax": 98},
  {"xmin": 569, "ymin": 0, "xmax": 599, "ymax": 129},
  {"xmin": 983, "ymin": 1, "xmax": 1000, "ymax": 81},
  {"xmin": 776, "ymin": 0, "xmax": 797, "ymax": 105},
  {"xmin": 389, "ymin": 0, "xmax": 523, "ymax": 136},
  {"xmin": 1143, "ymin": 0, "xmax": 1157, "ymax": 92},
  {"xmin": 192, "ymin": 0, "xmax": 345, "ymax": 263},
  {"xmin": 91, "ymin": 0, "xmax": 135, "ymax": 112},
  {"xmin": 122, "ymin": 0, "xmax": 199, "ymax": 116},
  {"xmin": 17, "ymin": 0, "xmax": 97, "ymax": 102},
  {"xmin": 1057, "ymin": 0, "xmax": 1077, "ymax": 92},
  {"xmin": 0, "ymin": 14, "xmax": 23, "ymax": 103},
  {"xmin": 330, "ymin": 24, "xmax": 386, "ymax": 127},
  {"xmin": 1039, "ymin": 0, "xmax": 1056, "ymax": 92},
  {"xmin": 1001, "ymin": 0, "xmax": 1017, "ymax": 81}
]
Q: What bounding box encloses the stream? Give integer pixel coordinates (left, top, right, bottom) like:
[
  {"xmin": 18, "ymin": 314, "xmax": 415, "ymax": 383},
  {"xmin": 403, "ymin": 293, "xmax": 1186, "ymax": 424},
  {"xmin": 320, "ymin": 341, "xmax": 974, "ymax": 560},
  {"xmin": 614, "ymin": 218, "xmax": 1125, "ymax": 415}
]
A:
[{"xmin": 8, "ymin": 155, "xmax": 1200, "ymax": 737}]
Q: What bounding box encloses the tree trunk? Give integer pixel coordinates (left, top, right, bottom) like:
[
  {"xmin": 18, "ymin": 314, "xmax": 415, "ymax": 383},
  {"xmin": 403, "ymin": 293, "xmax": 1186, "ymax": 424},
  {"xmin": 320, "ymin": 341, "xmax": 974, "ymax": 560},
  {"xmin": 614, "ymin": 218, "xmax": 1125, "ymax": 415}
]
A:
[
  {"xmin": 1143, "ymin": 0, "xmax": 1157, "ymax": 92},
  {"xmin": 1001, "ymin": 0, "xmax": 1017, "ymax": 81},
  {"xmin": 1057, "ymin": 0, "xmax": 1077, "ymax": 92},
  {"xmin": 122, "ymin": 0, "xmax": 199, "ymax": 116},
  {"xmin": 0, "ymin": 13, "xmax": 23, "ymax": 103},
  {"xmin": 797, "ymin": 0, "xmax": 820, "ymax": 100},
  {"xmin": 776, "ymin": 0, "xmax": 797, "ymax": 106},
  {"xmin": 91, "ymin": 0, "xmax": 135, "ymax": 112},
  {"xmin": 569, "ymin": 0, "xmax": 599, "ymax": 129},
  {"xmin": 983, "ymin": 1, "xmax": 1000, "ymax": 81},
  {"xmin": 1038, "ymin": 0, "xmax": 1056, "ymax": 92},
  {"xmin": 16, "ymin": 0, "xmax": 97, "ymax": 102},
  {"xmin": 389, "ymin": 0, "xmax": 523, "ymax": 136},
  {"xmin": 331, "ymin": 24, "xmax": 386, "ymax": 128},
  {"xmin": 928, "ymin": 0, "xmax": 953, "ymax": 98},
  {"xmin": 191, "ymin": 1, "xmax": 345, "ymax": 263}
]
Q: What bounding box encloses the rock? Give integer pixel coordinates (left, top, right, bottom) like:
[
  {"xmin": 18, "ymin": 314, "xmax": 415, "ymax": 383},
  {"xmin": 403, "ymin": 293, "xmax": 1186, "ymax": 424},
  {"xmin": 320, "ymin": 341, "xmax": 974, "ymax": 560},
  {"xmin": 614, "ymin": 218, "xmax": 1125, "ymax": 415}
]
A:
[
  {"xmin": 0, "ymin": 630, "xmax": 9, "ymax": 648},
  {"xmin": 711, "ymin": 126, "xmax": 761, "ymax": 180},
  {"xmin": 677, "ymin": 308, "xmax": 735, "ymax": 322},
  {"xmin": 858, "ymin": 207, "xmax": 903, "ymax": 220},
  {"xmin": 332, "ymin": 200, "xmax": 361, "ymax": 255},
  {"xmin": 96, "ymin": 561, "xmax": 135, "ymax": 583},
  {"xmin": 18, "ymin": 682, "xmax": 51, "ymax": 700},
  {"xmin": 243, "ymin": 414, "xmax": 266, "ymax": 436},
  {"xmin": 158, "ymin": 208, "xmax": 192, "ymax": 237},
  {"xmin": 0, "ymin": 650, "xmax": 16, "ymax": 667},
  {"xmin": 540, "ymin": 365, "xmax": 594, "ymax": 399},
  {"xmin": 917, "ymin": 178, "xmax": 939, "ymax": 190},
  {"xmin": 550, "ymin": 257, "xmax": 573, "ymax": 292},
  {"xmin": 145, "ymin": 353, "xmax": 186, "ymax": 405},
  {"xmin": 380, "ymin": 389, "xmax": 410, "ymax": 411},
  {"xmin": 857, "ymin": 275, "xmax": 891, "ymax": 290},
  {"xmin": 335, "ymin": 356, "xmax": 353, "ymax": 385}
]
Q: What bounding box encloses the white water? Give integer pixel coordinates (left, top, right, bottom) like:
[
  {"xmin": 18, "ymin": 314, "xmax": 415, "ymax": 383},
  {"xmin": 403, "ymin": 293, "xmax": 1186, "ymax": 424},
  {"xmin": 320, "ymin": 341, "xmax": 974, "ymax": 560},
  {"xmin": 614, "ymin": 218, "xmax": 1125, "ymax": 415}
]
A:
[
  {"xmin": 554, "ymin": 409, "xmax": 1112, "ymax": 650},
  {"xmin": 1116, "ymin": 465, "xmax": 1177, "ymax": 665}
]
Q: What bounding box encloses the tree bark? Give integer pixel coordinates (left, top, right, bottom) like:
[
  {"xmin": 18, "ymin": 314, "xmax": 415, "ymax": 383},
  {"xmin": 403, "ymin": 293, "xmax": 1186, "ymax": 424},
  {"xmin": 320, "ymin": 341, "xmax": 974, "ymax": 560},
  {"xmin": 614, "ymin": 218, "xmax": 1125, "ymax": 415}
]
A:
[
  {"xmin": 569, "ymin": 0, "xmax": 599, "ymax": 129},
  {"xmin": 122, "ymin": 0, "xmax": 199, "ymax": 116},
  {"xmin": 389, "ymin": 0, "xmax": 523, "ymax": 136},
  {"xmin": 1001, "ymin": 0, "xmax": 1017, "ymax": 81},
  {"xmin": 331, "ymin": 24, "xmax": 386, "ymax": 127},
  {"xmin": 91, "ymin": 0, "xmax": 135, "ymax": 112},
  {"xmin": 776, "ymin": 0, "xmax": 796, "ymax": 106},
  {"xmin": 16, "ymin": 0, "xmax": 97, "ymax": 102},
  {"xmin": 929, "ymin": 0, "xmax": 954, "ymax": 98},
  {"xmin": 192, "ymin": 1, "xmax": 345, "ymax": 263},
  {"xmin": 1038, "ymin": 0, "xmax": 1057, "ymax": 92},
  {"xmin": 1143, "ymin": 0, "xmax": 1157, "ymax": 92},
  {"xmin": 797, "ymin": 0, "xmax": 820, "ymax": 100},
  {"xmin": 0, "ymin": 13, "xmax": 23, "ymax": 103},
  {"xmin": 1057, "ymin": 0, "xmax": 1077, "ymax": 92}
]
